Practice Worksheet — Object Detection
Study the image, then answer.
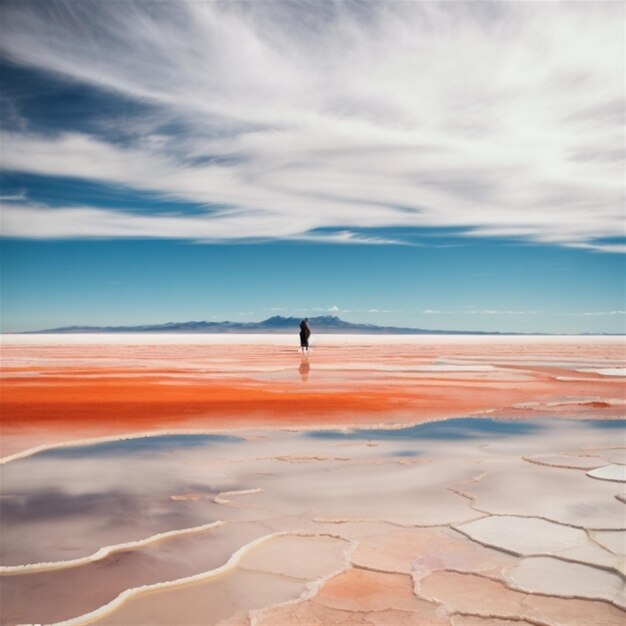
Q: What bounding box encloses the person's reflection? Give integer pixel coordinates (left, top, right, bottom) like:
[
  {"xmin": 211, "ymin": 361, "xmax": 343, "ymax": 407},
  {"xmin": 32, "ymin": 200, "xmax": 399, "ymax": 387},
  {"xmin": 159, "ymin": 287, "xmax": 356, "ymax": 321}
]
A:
[{"xmin": 299, "ymin": 356, "xmax": 310, "ymax": 381}]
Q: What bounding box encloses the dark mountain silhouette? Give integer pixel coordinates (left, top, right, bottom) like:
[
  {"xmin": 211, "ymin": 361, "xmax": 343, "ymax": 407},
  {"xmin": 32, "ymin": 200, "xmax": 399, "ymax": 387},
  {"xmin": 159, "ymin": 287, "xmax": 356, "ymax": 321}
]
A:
[{"xmin": 25, "ymin": 315, "xmax": 520, "ymax": 335}]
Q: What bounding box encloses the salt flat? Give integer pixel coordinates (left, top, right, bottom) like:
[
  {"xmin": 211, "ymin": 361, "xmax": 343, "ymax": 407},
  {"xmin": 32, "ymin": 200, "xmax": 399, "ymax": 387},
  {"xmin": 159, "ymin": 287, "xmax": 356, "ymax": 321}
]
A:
[
  {"xmin": 3, "ymin": 332, "xmax": 623, "ymax": 345},
  {"xmin": 0, "ymin": 335, "xmax": 624, "ymax": 625},
  {"xmin": 1, "ymin": 334, "xmax": 624, "ymax": 460}
]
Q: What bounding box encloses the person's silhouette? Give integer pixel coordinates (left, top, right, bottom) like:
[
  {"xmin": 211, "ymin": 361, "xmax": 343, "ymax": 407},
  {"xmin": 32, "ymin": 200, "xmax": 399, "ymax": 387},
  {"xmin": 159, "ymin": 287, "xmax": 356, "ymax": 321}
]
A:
[{"xmin": 299, "ymin": 318, "xmax": 311, "ymax": 353}]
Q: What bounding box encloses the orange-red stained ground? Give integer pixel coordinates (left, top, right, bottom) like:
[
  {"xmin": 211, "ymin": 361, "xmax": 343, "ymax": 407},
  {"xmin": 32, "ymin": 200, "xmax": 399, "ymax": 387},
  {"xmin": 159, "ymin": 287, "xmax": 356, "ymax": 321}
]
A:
[{"xmin": 1, "ymin": 336, "xmax": 624, "ymax": 457}]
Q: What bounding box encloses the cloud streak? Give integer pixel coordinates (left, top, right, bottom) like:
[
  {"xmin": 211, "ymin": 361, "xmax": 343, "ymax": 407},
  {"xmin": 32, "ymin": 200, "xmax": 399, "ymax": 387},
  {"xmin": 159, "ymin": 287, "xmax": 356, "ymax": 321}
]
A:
[
  {"xmin": 423, "ymin": 309, "xmax": 543, "ymax": 316},
  {"xmin": 0, "ymin": 1, "xmax": 623, "ymax": 250},
  {"xmin": 422, "ymin": 309, "xmax": 626, "ymax": 317}
]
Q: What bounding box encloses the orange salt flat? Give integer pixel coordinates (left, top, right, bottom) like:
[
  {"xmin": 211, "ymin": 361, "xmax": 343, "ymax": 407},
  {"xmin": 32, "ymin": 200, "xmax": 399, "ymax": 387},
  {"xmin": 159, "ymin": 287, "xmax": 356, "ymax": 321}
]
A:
[{"xmin": 1, "ymin": 338, "xmax": 624, "ymax": 458}]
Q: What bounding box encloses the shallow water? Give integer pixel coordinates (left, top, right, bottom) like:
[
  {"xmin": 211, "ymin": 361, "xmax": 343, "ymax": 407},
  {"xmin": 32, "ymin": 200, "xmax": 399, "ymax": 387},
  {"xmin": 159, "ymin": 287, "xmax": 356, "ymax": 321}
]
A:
[
  {"xmin": 308, "ymin": 416, "xmax": 548, "ymax": 440},
  {"xmin": 38, "ymin": 433, "xmax": 244, "ymax": 458},
  {"xmin": 1, "ymin": 417, "xmax": 624, "ymax": 625}
]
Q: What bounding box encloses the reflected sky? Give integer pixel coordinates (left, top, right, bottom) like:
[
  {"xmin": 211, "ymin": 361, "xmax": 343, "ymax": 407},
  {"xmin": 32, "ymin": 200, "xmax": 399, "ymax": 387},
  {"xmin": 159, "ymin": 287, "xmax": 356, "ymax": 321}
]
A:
[
  {"xmin": 583, "ymin": 419, "xmax": 626, "ymax": 430},
  {"xmin": 0, "ymin": 435, "xmax": 248, "ymax": 565},
  {"xmin": 37, "ymin": 433, "xmax": 244, "ymax": 458},
  {"xmin": 307, "ymin": 418, "xmax": 545, "ymax": 441},
  {"xmin": 388, "ymin": 450, "xmax": 421, "ymax": 457},
  {"xmin": 2, "ymin": 417, "xmax": 622, "ymax": 569}
]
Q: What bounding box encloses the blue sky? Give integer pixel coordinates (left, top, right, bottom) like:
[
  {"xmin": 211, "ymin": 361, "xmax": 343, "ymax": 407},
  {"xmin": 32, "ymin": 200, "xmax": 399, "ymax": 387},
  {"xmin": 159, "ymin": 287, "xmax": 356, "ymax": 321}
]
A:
[{"xmin": 0, "ymin": 1, "xmax": 624, "ymax": 333}]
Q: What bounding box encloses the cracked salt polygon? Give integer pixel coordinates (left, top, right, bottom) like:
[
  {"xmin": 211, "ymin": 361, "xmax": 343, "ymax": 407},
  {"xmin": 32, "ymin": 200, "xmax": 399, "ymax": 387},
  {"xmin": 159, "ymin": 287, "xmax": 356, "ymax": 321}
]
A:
[
  {"xmin": 587, "ymin": 465, "xmax": 626, "ymax": 483},
  {"xmin": 239, "ymin": 459, "xmax": 483, "ymax": 526},
  {"xmin": 457, "ymin": 458, "xmax": 626, "ymax": 529},
  {"xmin": 556, "ymin": 540, "xmax": 623, "ymax": 571},
  {"xmin": 237, "ymin": 534, "xmax": 349, "ymax": 579},
  {"xmin": 524, "ymin": 454, "xmax": 604, "ymax": 470},
  {"xmin": 455, "ymin": 516, "xmax": 587, "ymax": 555},
  {"xmin": 597, "ymin": 449, "xmax": 626, "ymax": 465},
  {"xmin": 591, "ymin": 530, "xmax": 626, "ymax": 556},
  {"xmin": 92, "ymin": 568, "xmax": 309, "ymax": 626},
  {"xmin": 506, "ymin": 556, "xmax": 625, "ymax": 607}
]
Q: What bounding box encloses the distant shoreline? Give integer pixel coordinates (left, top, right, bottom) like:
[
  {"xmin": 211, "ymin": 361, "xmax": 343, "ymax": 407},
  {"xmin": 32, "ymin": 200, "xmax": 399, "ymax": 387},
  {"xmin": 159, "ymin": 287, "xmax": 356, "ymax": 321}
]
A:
[
  {"xmin": 13, "ymin": 314, "xmax": 625, "ymax": 337},
  {"xmin": 2, "ymin": 333, "xmax": 624, "ymax": 346},
  {"xmin": 8, "ymin": 330, "xmax": 626, "ymax": 337}
]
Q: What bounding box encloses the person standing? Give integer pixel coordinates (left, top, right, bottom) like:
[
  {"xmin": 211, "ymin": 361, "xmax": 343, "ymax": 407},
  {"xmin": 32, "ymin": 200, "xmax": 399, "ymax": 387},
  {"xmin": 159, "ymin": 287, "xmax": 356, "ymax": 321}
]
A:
[{"xmin": 299, "ymin": 318, "xmax": 311, "ymax": 353}]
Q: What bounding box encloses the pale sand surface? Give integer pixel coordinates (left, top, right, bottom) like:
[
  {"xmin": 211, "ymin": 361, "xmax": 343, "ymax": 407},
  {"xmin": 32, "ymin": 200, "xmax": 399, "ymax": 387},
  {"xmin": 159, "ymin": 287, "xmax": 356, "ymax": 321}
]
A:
[{"xmin": 0, "ymin": 335, "xmax": 624, "ymax": 625}]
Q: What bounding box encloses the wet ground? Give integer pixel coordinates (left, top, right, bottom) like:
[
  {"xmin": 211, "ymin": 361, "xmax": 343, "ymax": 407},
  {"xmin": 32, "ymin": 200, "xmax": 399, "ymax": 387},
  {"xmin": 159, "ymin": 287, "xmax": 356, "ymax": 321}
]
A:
[
  {"xmin": 1, "ymin": 335, "xmax": 624, "ymax": 625},
  {"xmin": 1, "ymin": 418, "xmax": 624, "ymax": 626}
]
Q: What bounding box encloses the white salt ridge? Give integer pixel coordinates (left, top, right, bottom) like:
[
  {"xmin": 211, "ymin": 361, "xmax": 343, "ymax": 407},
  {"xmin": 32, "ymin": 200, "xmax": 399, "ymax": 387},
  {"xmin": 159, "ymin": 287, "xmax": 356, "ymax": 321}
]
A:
[
  {"xmin": 0, "ymin": 428, "xmax": 243, "ymax": 465},
  {"xmin": 214, "ymin": 488, "xmax": 263, "ymax": 504},
  {"xmin": 40, "ymin": 531, "xmax": 350, "ymax": 626},
  {"xmin": 38, "ymin": 532, "xmax": 287, "ymax": 626},
  {"xmin": 578, "ymin": 368, "xmax": 626, "ymax": 377},
  {"xmin": 0, "ymin": 414, "xmax": 531, "ymax": 466},
  {"xmin": 556, "ymin": 376, "xmax": 614, "ymax": 381},
  {"xmin": 0, "ymin": 521, "xmax": 224, "ymax": 574},
  {"xmin": 587, "ymin": 465, "xmax": 626, "ymax": 483}
]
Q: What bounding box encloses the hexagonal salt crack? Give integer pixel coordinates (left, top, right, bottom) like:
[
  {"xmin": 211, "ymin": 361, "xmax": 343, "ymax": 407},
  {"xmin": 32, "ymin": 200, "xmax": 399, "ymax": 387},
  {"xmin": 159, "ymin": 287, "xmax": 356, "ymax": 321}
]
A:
[
  {"xmin": 455, "ymin": 515, "xmax": 587, "ymax": 556},
  {"xmin": 587, "ymin": 465, "xmax": 626, "ymax": 483},
  {"xmin": 506, "ymin": 556, "xmax": 625, "ymax": 607}
]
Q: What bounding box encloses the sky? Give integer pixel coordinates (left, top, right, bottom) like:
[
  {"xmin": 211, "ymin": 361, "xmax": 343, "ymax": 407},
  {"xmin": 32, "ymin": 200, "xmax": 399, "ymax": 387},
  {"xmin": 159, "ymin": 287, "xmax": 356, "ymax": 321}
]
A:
[{"xmin": 0, "ymin": 0, "xmax": 624, "ymax": 334}]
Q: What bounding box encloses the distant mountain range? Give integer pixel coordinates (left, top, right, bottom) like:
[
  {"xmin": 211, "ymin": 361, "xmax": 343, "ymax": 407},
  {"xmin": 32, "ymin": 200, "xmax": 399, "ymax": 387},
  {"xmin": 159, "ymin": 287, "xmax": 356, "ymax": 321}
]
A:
[{"xmin": 27, "ymin": 315, "xmax": 525, "ymax": 335}]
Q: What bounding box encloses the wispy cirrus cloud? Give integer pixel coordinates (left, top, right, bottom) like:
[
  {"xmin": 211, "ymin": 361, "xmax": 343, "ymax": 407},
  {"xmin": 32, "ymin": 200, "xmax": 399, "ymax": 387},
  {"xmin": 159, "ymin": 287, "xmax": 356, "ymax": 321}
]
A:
[
  {"xmin": 0, "ymin": 192, "xmax": 26, "ymax": 202},
  {"xmin": 0, "ymin": 1, "xmax": 623, "ymax": 250},
  {"xmin": 423, "ymin": 309, "xmax": 543, "ymax": 316},
  {"xmin": 423, "ymin": 309, "xmax": 626, "ymax": 317},
  {"xmin": 565, "ymin": 311, "xmax": 626, "ymax": 317}
]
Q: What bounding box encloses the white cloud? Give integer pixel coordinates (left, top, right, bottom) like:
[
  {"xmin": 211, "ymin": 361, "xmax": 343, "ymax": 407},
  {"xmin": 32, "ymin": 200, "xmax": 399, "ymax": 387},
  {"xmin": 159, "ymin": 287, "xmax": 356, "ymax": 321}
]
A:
[
  {"xmin": 423, "ymin": 309, "xmax": 542, "ymax": 316},
  {"xmin": 0, "ymin": 2, "xmax": 623, "ymax": 250},
  {"xmin": 422, "ymin": 309, "xmax": 626, "ymax": 317},
  {"xmin": 306, "ymin": 305, "xmax": 352, "ymax": 314},
  {"xmin": 566, "ymin": 242, "xmax": 626, "ymax": 254},
  {"xmin": 0, "ymin": 192, "xmax": 26, "ymax": 202},
  {"xmin": 566, "ymin": 311, "xmax": 626, "ymax": 317}
]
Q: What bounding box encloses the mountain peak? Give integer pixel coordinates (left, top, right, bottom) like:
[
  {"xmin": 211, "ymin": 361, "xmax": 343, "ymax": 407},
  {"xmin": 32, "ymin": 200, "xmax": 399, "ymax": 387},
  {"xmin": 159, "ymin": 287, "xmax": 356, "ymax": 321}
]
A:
[{"xmin": 24, "ymin": 315, "xmax": 526, "ymax": 335}]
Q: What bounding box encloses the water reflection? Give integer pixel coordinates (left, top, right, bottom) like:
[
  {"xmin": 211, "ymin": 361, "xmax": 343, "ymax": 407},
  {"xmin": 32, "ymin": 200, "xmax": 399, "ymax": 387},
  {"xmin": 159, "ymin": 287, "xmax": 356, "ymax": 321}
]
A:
[
  {"xmin": 584, "ymin": 419, "xmax": 626, "ymax": 429},
  {"xmin": 299, "ymin": 357, "xmax": 310, "ymax": 381},
  {"xmin": 38, "ymin": 433, "xmax": 244, "ymax": 458},
  {"xmin": 0, "ymin": 439, "xmax": 246, "ymax": 566},
  {"xmin": 308, "ymin": 418, "xmax": 545, "ymax": 441},
  {"xmin": 2, "ymin": 415, "xmax": 622, "ymax": 626}
]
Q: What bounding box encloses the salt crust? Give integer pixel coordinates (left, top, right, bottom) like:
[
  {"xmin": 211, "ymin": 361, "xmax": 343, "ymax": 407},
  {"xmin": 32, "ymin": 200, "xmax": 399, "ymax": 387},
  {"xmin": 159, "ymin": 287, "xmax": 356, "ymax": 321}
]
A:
[
  {"xmin": 35, "ymin": 532, "xmax": 350, "ymax": 626},
  {"xmin": 591, "ymin": 530, "xmax": 626, "ymax": 557},
  {"xmin": 505, "ymin": 556, "xmax": 625, "ymax": 608},
  {"xmin": 0, "ymin": 520, "xmax": 225, "ymax": 575},
  {"xmin": 456, "ymin": 516, "xmax": 587, "ymax": 554},
  {"xmin": 2, "ymin": 412, "xmax": 619, "ymax": 624},
  {"xmin": 456, "ymin": 516, "xmax": 623, "ymax": 572},
  {"xmin": 587, "ymin": 465, "xmax": 626, "ymax": 483}
]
